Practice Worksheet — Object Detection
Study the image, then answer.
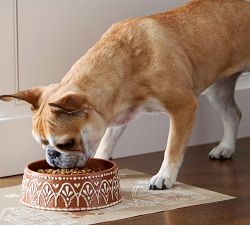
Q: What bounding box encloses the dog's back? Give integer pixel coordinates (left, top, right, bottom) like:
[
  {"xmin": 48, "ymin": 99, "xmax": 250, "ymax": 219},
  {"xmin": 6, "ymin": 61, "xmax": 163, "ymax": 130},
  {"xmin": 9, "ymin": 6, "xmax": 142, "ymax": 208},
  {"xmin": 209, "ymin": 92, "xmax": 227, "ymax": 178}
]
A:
[
  {"xmin": 148, "ymin": 0, "xmax": 250, "ymax": 92},
  {"xmin": 63, "ymin": 0, "xmax": 250, "ymax": 96}
]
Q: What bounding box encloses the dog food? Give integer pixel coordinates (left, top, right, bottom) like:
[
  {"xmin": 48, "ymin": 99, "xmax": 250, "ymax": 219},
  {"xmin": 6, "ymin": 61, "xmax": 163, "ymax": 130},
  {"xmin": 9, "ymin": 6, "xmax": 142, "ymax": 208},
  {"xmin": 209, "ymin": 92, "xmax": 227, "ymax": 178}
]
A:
[{"xmin": 37, "ymin": 167, "xmax": 102, "ymax": 175}]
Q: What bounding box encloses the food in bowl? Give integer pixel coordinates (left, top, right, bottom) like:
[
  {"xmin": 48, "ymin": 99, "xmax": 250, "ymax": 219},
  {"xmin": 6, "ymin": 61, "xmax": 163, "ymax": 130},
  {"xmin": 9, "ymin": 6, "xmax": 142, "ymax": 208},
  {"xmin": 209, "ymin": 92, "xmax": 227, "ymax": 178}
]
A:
[
  {"xmin": 21, "ymin": 158, "xmax": 122, "ymax": 211},
  {"xmin": 37, "ymin": 167, "xmax": 102, "ymax": 175}
]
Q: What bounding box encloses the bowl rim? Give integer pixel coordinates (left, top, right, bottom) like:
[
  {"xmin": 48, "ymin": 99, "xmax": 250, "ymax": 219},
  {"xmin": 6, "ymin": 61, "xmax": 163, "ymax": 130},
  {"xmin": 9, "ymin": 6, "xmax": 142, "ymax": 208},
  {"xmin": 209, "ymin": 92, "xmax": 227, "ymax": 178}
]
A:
[{"xmin": 25, "ymin": 158, "xmax": 117, "ymax": 177}]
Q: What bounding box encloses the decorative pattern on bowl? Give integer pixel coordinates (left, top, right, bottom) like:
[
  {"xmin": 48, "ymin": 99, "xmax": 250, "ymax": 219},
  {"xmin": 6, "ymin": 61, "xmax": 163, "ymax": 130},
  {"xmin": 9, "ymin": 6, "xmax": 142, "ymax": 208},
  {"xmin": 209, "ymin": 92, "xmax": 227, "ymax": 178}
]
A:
[{"xmin": 21, "ymin": 158, "xmax": 122, "ymax": 211}]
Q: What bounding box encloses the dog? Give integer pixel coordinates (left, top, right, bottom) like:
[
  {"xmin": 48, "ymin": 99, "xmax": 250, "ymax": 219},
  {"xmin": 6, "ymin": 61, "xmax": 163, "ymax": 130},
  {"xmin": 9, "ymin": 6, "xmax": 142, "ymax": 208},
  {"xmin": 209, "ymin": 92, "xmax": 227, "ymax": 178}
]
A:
[{"xmin": 1, "ymin": 0, "xmax": 250, "ymax": 190}]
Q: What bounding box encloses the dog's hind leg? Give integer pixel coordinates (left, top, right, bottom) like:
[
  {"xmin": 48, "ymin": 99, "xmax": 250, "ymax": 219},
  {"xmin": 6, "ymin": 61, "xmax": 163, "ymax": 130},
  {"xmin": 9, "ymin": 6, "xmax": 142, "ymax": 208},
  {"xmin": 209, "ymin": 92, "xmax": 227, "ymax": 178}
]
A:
[
  {"xmin": 94, "ymin": 125, "xmax": 127, "ymax": 160},
  {"xmin": 204, "ymin": 72, "xmax": 242, "ymax": 159}
]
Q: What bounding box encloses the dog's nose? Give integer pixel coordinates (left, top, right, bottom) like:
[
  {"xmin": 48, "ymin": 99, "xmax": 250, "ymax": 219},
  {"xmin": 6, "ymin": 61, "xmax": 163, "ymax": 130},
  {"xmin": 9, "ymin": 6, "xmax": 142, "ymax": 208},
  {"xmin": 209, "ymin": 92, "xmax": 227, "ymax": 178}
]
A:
[{"xmin": 47, "ymin": 148, "xmax": 60, "ymax": 158}]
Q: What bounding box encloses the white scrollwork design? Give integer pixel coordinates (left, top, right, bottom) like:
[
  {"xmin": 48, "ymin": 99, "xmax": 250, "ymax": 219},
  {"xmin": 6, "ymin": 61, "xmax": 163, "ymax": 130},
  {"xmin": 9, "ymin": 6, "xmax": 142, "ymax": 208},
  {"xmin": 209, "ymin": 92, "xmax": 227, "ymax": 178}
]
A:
[
  {"xmin": 21, "ymin": 171, "xmax": 121, "ymax": 210},
  {"xmin": 38, "ymin": 183, "xmax": 56, "ymax": 207}
]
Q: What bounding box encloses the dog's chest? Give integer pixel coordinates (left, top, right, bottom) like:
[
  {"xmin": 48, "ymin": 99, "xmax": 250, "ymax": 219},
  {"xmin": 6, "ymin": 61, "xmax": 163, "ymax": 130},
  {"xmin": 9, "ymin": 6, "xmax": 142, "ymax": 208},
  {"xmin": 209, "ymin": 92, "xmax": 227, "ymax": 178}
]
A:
[{"xmin": 110, "ymin": 98, "xmax": 167, "ymax": 126}]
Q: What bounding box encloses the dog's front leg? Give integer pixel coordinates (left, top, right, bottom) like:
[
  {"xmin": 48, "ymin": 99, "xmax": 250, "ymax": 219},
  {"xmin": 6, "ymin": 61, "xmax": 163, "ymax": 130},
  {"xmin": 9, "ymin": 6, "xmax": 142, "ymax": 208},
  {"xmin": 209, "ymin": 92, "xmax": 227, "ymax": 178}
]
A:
[
  {"xmin": 94, "ymin": 125, "xmax": 127, "ymax": 160},
  {"xmin": 149, "ymin": 97, "xmax": 197, "ymax": 190}
]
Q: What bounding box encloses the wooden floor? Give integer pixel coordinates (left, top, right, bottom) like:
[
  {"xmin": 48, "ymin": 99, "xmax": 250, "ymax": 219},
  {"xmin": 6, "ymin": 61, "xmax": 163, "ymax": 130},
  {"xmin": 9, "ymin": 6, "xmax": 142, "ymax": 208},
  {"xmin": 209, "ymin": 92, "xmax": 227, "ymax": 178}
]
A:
[{"xmin": 1, "ymin": 137, "xmax": 250, "ymax": 224}]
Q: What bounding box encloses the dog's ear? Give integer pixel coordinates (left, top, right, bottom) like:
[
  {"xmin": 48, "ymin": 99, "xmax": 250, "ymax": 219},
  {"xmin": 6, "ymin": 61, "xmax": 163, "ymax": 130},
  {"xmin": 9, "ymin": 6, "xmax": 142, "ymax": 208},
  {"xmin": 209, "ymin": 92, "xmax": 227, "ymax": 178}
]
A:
[
  {"xmin": 0, "ymin": 87, "xmax": 44, "ymax": 110},
  {"xmin": 49, "ymin": 92, "xmax": 92, "ymax": 114}
]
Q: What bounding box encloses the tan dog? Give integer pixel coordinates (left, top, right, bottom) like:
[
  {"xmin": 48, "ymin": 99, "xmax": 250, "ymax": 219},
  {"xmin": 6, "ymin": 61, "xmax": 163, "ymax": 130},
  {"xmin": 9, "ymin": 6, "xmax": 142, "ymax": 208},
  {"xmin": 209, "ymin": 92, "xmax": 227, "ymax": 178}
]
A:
[{"xmin": 1, "ymin": 0, "xmax": 250, "ymax": 189}]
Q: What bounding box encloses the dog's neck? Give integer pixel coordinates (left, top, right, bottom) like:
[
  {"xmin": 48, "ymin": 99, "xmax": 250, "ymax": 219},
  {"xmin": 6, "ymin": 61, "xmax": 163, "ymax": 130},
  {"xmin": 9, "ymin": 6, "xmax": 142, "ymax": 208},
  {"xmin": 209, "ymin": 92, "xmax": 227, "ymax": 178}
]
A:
[
  {"xmin": 60, "ymin": 54, "xmax": 128, "ymax": 125},
  {"xmin": 59, "ymin": 20, "xmax": 154, "ymax": 125}
]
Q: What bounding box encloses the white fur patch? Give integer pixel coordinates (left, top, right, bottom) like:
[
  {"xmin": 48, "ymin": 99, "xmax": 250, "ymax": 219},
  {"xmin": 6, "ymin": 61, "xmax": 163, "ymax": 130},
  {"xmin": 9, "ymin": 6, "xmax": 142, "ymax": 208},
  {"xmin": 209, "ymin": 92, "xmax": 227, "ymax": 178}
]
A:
[
  {"xmin": 47, "ymin": 136, "xmax": 55, "ymax": 146},
  {"xmin": 32, "ymin": 133, "xmax": 41, "ymax": 144},
  {"xmin": 81, "ymin": 128, "xmax": 92, "ymax": 157}
]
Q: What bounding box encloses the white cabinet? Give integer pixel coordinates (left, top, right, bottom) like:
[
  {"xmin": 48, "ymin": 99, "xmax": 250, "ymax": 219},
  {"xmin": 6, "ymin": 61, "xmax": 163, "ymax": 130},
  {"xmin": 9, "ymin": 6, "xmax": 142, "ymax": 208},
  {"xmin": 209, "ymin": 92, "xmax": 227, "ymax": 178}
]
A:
[
  {"xmin": 1, "ymin": 0, "xmax": 249, "ymax": 177},
  {"xmin": 0, "ymin": 0, "xmax": 189, "ymax": 177},
  {"xmin": 0, "ymin": 0, "xmax": 15, "ymax": 95},
  {"xmin": 0, "ymin": 0, "xmax": 44, "ymax": 177},
  {"xmin": 0, "ymin": 0, "xmax": 17, "ymax": 118}
]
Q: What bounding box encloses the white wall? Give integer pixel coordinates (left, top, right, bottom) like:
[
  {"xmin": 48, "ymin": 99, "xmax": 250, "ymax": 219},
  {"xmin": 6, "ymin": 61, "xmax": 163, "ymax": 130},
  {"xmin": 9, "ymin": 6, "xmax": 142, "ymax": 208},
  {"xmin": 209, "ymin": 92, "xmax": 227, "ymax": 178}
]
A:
[
  {"xmin": 0, "ymin": 0, "xmax": 250, "ymax": 176},
  {"xmin": 17, "ymin": 0, "xmax": 189, "ymax": 91}
]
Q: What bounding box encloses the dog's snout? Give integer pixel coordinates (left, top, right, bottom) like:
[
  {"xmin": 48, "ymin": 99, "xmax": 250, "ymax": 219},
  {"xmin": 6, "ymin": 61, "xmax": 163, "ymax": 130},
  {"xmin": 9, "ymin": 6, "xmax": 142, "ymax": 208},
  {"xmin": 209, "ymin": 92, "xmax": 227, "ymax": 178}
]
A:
[{"xmin": 47, "ymin": 148, "xmax": 60, "ymax": 158}]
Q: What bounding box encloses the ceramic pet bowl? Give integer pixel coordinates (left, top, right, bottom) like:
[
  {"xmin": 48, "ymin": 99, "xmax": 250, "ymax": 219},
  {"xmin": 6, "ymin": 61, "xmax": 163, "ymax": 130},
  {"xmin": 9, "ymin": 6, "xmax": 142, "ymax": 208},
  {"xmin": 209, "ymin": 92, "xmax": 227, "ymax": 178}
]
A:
[{"xmin": 21, "ymin": 158, "xmax": 122, "ymax": 211}]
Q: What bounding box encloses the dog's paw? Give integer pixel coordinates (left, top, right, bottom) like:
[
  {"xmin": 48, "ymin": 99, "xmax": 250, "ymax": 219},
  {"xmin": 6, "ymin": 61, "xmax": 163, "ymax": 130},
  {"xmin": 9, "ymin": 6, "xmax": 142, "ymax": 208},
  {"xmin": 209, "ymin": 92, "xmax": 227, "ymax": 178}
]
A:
[
  {"xmin": 149, "ymin": 173, "xmax": 175, "ymax": 190},
  {"xmin": 209, "ymin": 145, "xmax": 234, "ymax": 159}
]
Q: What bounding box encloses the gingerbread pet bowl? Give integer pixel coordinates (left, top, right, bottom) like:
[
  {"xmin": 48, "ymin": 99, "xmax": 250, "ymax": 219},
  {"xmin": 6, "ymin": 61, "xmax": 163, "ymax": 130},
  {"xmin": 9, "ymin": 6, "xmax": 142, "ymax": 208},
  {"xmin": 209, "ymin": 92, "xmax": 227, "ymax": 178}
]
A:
[{"xmin": 21, "ymin": 158, "xmax": 122, "ymax": 211}]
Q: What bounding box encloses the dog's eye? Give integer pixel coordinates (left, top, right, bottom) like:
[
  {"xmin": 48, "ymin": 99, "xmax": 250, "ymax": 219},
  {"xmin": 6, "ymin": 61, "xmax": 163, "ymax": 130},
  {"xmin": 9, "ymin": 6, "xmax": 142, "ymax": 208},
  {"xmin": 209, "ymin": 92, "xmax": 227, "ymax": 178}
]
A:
[{"xmin": 56, "ymin": 139, "xmax": 75, "ymax": 150}]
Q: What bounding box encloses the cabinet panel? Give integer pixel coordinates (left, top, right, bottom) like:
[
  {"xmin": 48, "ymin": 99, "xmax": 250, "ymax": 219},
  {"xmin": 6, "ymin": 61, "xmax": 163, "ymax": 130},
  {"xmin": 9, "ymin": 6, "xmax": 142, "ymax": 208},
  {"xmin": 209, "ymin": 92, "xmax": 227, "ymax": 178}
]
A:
[
  {"xmin": 18, "ymin": 0, "xmax": 188, "ymax": 89},
  {"xmin": 0, "ymin": 0, "xmax": 15, "ymax": 94},
  {"xmin": 0, "ymin": 117, "xmax": 44, "ymax": 177},
  {"xmin": 0, "ymin": 0, "xmax": 17, "ymax": 117}
]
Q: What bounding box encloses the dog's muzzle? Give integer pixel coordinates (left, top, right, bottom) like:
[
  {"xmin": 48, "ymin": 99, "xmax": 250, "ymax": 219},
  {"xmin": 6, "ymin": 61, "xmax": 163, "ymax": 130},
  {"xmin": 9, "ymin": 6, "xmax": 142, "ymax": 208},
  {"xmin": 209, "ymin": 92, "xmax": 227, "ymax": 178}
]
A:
[{"xmin": 45, "ymin": 146, "xmax": 87, "ymax": 168}]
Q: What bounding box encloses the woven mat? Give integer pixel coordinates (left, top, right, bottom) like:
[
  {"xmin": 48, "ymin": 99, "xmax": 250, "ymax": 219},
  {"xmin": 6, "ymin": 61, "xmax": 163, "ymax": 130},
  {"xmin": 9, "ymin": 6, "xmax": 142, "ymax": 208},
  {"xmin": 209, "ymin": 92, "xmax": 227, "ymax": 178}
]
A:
[{"xmin": 0, "ymin": 169, "xmax": 234, "ymax": 225}]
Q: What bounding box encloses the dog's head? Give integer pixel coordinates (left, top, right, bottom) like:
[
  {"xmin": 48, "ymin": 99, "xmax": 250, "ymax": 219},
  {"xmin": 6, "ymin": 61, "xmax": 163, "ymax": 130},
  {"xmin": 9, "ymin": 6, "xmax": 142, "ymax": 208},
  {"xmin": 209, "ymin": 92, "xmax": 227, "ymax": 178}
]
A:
[{"xmin": 0, "ymin": 85, "xmax": 106, "ymax": 168}]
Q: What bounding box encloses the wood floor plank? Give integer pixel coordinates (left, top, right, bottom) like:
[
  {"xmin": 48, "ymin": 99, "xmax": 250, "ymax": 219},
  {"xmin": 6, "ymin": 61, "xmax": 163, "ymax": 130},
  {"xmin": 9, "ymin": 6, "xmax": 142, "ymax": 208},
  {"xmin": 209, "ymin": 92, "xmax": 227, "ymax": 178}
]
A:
[
  {"xmin": 0, "ymin": 174, "xmax": 23, "ymax": 188},
  {"xmin": 1, "ymin": 137, "xmax": 250, "ymax": 224}
]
